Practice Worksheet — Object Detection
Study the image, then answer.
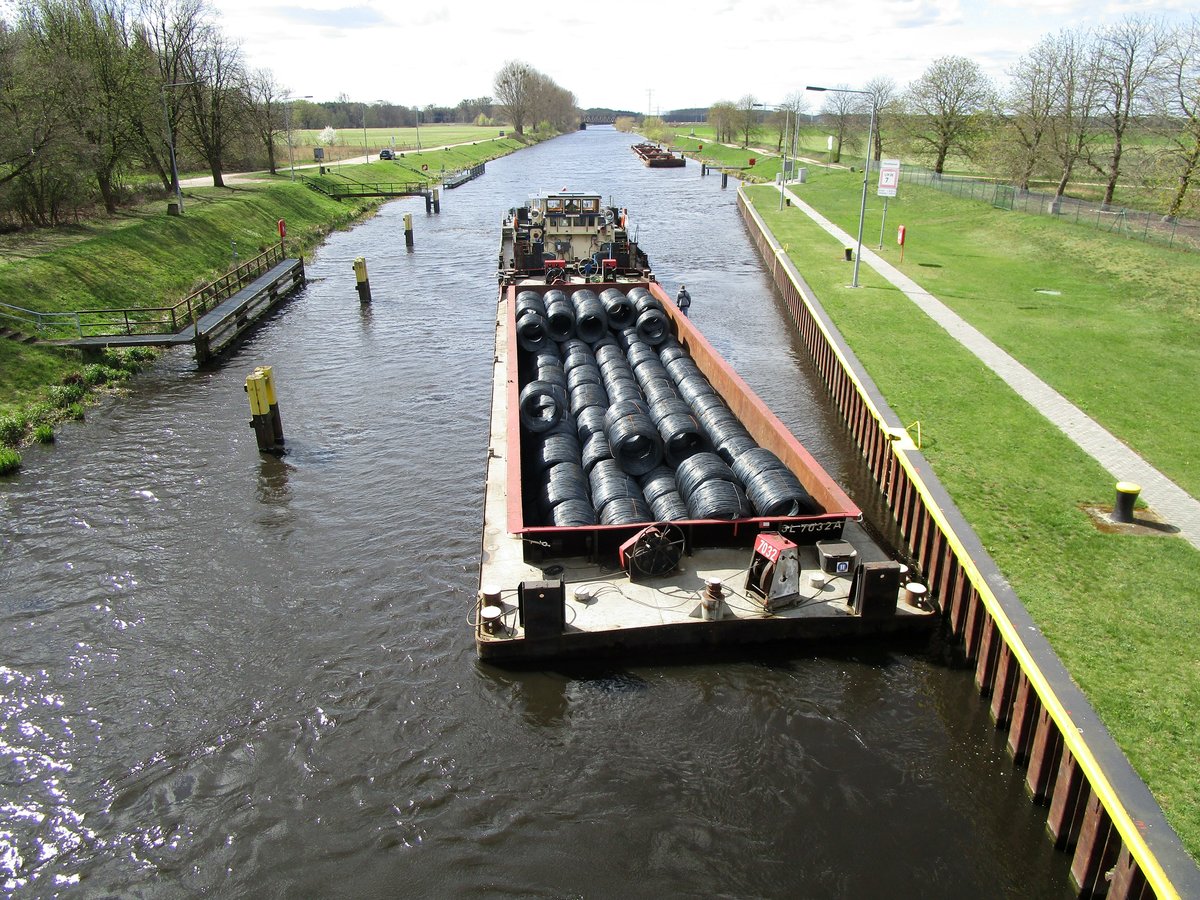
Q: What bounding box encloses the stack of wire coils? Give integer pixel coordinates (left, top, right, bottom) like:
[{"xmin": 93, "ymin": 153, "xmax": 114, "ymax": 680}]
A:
[{"xmin": 519, "ymin": 285, "xmax": 818, "ymax": 526}]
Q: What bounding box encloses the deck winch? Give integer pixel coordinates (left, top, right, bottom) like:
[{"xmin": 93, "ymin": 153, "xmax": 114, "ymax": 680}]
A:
[
  {"xmin": 619, "ymin": 523, "xmax": 686, "ymax": 581},
  {"xmin": 746, "ymin": 532, "xmax": 801, "ymax": 611}
]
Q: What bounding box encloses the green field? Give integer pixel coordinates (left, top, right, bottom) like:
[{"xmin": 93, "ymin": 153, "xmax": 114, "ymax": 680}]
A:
[
  {"xmin": 288, "ymin": 124, "xmax": 512, "ymax": 162},
  {"xmin": 743, "ymin": 182, "xmax": 1200, "ymax": 860}
]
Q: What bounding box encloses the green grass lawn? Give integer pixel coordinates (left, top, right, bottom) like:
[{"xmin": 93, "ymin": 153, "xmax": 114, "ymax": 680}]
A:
[
  {"xmin": 745, "ymin": 183, "xmax": 1200, "ymax": 861},
  {"xmin": 781, "ymin": 170, "xmax": 1200, "ymax": 499},
  {"xmin": 290, "ymin": 124, "xmax": 510, "ymax": 160}
]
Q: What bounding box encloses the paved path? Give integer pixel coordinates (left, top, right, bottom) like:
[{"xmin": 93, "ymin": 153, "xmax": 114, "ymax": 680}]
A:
[{"xmin": 781, "ymin": 186, "xmax": 1200, "ymax": 551}]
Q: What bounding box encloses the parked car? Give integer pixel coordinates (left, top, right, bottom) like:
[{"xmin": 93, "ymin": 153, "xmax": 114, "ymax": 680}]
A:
[{"xmin": 379, "ymin": 148, "xmax": 395, "ymax": 160}]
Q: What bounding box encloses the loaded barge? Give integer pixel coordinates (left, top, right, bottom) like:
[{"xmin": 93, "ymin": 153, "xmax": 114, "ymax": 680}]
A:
[
  {"xmin": 631, "ymin": 142, "xmax": 686, "ymax": 168},
  {"xmin": 477, "ymin": 191, "xmax": 935, "ymax": 661}
]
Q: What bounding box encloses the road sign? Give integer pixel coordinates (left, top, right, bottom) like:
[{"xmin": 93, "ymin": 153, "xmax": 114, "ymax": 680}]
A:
[{"xmin": 877, "ymin": 158, "xmax": 900, "ymax": 197}]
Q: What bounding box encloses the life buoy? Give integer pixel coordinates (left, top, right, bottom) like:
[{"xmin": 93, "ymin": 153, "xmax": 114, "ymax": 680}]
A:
[{"xmin": 530, "ymin": 227, "xmax": 544, "ymax": 243}]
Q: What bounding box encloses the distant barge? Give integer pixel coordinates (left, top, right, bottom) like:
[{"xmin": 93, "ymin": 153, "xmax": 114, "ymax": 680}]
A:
[
  {"xmin": 476, "ymin": 191, "xmax": 935, "ymax": 661},
  {"xmin": 631, "ymin": 142, "xmax": 686, "ymax": 168}
]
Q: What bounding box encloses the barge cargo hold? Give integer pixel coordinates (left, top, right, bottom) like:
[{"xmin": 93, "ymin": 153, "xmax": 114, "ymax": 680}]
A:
[{"xmin": 477, "ymin": 192, "xmax": 935, "ymax": 661}]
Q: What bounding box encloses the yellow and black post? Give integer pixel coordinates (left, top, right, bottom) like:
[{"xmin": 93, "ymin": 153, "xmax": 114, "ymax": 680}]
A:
[
  {"xmin": 433, "ymin": 187, "xmax": 440, "ymax": 213},
  {"xmin": 1113, "ymin": 481, "xmax": 1141, "ymax": 524},
  {"xmin": 353, "ymin": 256, "xmax": 372, "ymax": 303},
  {"xmin": 403, "ymin": 213, "xmax": 414, "ymax": 248},
  {"xmin": 245, "ymin": 369, "xmax": 283, "ymax": 453},
  {"xmin": 255, "ymin": 365, "xmax": 284, "ymax": 446}
]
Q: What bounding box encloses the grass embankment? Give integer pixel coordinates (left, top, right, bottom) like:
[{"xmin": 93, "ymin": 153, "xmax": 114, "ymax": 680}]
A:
[
  {"xmin": 292, "ymin": 123, "xmax": 510, "ymax": 162},
  {"xmin": 0, "ymin": 134, "xmax": 537, "ymax": 458},
  {"xmin": 743, "ymin": 183, "xmax": 1200, "ymax": 859}
]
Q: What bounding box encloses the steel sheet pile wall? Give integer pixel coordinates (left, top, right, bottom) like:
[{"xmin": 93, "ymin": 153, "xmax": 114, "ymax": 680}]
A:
[{"xmin": 737, "ymin": 188, "xmax": 1198, "ymax": 900}]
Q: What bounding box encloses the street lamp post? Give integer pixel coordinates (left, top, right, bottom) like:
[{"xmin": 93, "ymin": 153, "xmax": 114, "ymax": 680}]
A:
[
  {"xmin": 363, "ymin": 103, "xmax": 369, "ymax": 163},
  {"xmin": 161, "ymin": 80, "xmax": 198, "ymax": 213},
  {"xmin": 284, "ymin": 95, "xmax": 312, "ymax": 181},
  {"xmin": 415, "ymin": 105, "xmax": 422, "ymax": 152},
  {"xmin": 753, "ymin": 102, "xmax": 793, "ymax": 210},
  {"xmin": 807, "ymin": 85, "xmax": 876, "ymax": 288}
]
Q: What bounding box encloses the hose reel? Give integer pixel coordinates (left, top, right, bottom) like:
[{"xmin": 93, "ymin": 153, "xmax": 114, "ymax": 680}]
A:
[{"xmin": 618, "ymin": 523, "xmax": 686, "ymax": 582}]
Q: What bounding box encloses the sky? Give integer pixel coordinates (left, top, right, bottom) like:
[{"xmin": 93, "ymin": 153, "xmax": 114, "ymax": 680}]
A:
[{"xmin": 162, "ymin": 0, "xmax": 1196, "ymax": 111}]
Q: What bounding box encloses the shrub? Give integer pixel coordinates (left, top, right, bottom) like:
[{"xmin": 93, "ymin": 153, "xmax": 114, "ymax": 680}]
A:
[
  {"xmin": 0, "ymin": 448, "xmax": 21, "ymax": 475},
  {"xmin": 82, "ymin": 364, "xmax": 110, "ymax": 386},
  {"xmin": 62, "ymin": 371, "xmax": 85, "ymax": 386},
  {"xmin": 0, "ymin": 413, "xmax": 27, "ymax": 446},
  {"xmin": 49, "ymin": 384, "xmax": 86, "ymax": 408},
  {"xmin": 66, "ymin": 402, "xmax": 85, "ymax": 421},
  {"xmin": 26, "ymin": 402, "xmax": 56, "ymax": 424},
  {"xmin": 33, "ymin": 424, "xmax": 54, "ymax": 444}
]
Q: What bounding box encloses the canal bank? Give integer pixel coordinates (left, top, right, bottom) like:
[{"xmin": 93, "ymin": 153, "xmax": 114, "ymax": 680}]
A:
[
  {"xmin": 0, "ymin": 127, "xmax": 1080, "ymax": 896},
  {"xmin": 739, "ymin": 185, "xmax": 1200, "ymax": 896}
]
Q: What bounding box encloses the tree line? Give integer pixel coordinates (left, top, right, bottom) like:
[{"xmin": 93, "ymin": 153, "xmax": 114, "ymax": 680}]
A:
[
  {"xmin": 705, "ymin": 14, "xmax": 1200, "ymax": 219},
  {"xmin": 0, "ymin": 1, "xmax": 580, "ymax": 230}
]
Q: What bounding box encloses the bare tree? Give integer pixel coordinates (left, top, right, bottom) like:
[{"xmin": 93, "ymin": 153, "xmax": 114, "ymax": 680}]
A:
[
  {"xmin": 1158, "ymin": 17, "xmax": 1199, "ymax": 219},
  {"xmin": 735, "ymin": 94, "xmax": 758, "ymax": 147},
  {"xmin": 904, "ymin": 55, "xmax": 995, "ymax": 173},
  {"xmin": 1093, "ymin": 16, "xmax": 1170, "ymax": 205},
  {"xmin": 1004, "ymin": 33, "xmax": 1061, "ymax": 190},
  {"xmin": 707, "ymin": 101, "xmax": 737, "ymax": 143},
  {"xmin": 135, "ymin": 0, "xmax": 205, "ymax": 192},
  {"xmin": 1044, "ymin": 28, "xmax": 1103, "ymax": 208},
  {"xmin": 768, "ymin": 93, "xmax": 806, "ymax": 153},
  {"xmin": 863, "ymin": 76, "xmax": 898, "ymax": 162},
  {"xmin": 0, "ymin": 19, "xmax": 70, "ymax": 200},
  {"xmin": 247, "ymin": 67, "xmax": 284, "ymax": 174},
  {"xmin": 819, "ymin": 86, "xmax": 856, "ymax": 163},
  {"xmin": 180, "ymin": 22, "xmax": 245, "ymax": 187},
  {"xmin": 494, "ymin": 60, "xmax": 535, "ymax": 135}
]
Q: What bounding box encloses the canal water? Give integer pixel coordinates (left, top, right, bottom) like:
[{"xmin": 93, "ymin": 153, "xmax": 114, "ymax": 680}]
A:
[{"xmin": 1, "ymin": 128, "xmax": 1070, "ymax": 897}]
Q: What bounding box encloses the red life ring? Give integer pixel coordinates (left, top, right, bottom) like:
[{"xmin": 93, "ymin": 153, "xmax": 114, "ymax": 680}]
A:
[{"xmin": 421, "ymin": 164, "xmax": 428, "ymax": 171}]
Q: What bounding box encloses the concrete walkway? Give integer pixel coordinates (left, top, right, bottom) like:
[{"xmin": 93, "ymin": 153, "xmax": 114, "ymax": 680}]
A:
[{"xmin": 781, "ymin": 186, "xmax": 1200, "ymax": 551}]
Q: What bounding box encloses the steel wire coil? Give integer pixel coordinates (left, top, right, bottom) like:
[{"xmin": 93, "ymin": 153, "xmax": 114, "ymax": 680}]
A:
[
  {"xmin": 640, "ymin": 376, "xmax": 679, "ymax": 407},
  {"xmin": 657, "ymin": 411, "xmax": 705, "ymax": 466},
  {"xmin": 517, "ymin": 311, "xmax": 551, "ymax": 352},
  {"xmin": 569, "ymin": 382, "xmax": 609, "ymax": 414},
  {"xmin": 664, "ymin": 357, "xmax": 702, "ymax": 385},
  {"xmin": 685, "ymin": 479, "xmax": 750, "ymax": 520},
  {"xmin": 515, "ymin": 290, "xmax": 547, "ymax": 321},
  {"xmin": 542, "ymin": 411, "xmax": 578, "ymax": 441},
  {"xmin": 537, "ymin": 433, "xmax": 582, "ymax": 471},
  {"xmin": 599, "ymin": 288, "xmax": 636, "ymax": 328},
  {"xmin": 615, "ymin": 327, "xmax": 640, "ymax": 351},
  {"xmin": 561, "ymin": 340, "xmax": 595, "ymax": 372},
  {"xmin": 731, "ymin": 447, "xmax": 788, "ymax": 483},
  {"xmin": 674, "ymin": 451, "xmax": 736, "ymax": 502},
  {"xmin": 626, "ymin": 285, "xmax": 652, "ymax": 304},
  {"xmin": 604, "ymin": 409, "xmax": 663, "ymax": 476},
  {"xmin": 599, "ymin": 496, "xmax": 653, "ymax": 525},
  {"xmin": 635, "ymin": 308, "xmax": 670, "ymax": 346},
  {"xmin": 590, "ymin": 334, "xmax": 619, "ymax": 353},
  {"xmin": 581, "ymin": 431, "xmax": 614, "ymax": 473},
  {"xmin": 519, "ymin": 380, "xmax": 567, "ymax": 433},
  {"xmin": 677, "ymin": 373, "xmax": 717, "ymax": 406},
  {"xmin": 544, "ymin": 292, "xmax": 576, "ymax": 342},
  {"xmin": 605, "ymin": 398, "xmax": 651, "ymax": 422},
  {"xmin": 588, "ymin": 459, "xmax": 646, "ymax": 511},
  {"xmin": 658, "ymin": 343, "xmax": 688, "ymax": 365},
  {"xmin": 689, "ymin": 392, "xmax": 728, "ymax": 416},
  {"xmin": 595, "ymin": 343, "xmax": 629, "ymax": 370},
  {"xmin": 650, "ymin": 490, "xmax": 690, "ymax": 521},
  {"xmin": 575, "ymin": 406, "xmax": 607, "ymax": 441},
  {"xmin": 627, "ymin": 343, "xmax": 661, "ymax": 372},
  {"xmin": 632, "ymin": 291, "xmax": 665, "ymax": 315},
  {"xmin": 714, "ymin": 431, "xmax": 758, "ymax": 465},
  {"xmin": 647, "ymin": 395, "xmax": 694, "ymax": 427},
  {"xmin": 638, "ymin": 465, "xmax": 680, "ymax": 505},
  {"xmin": 570, "ymin": 290, "xmax": 608, "ymax": 342},
  {"xmin": 536, "ymin": 363, "xmax": 567, "ymax": 390},
  {"xmin": 543, "ymin": 461, "xmax": 590, "ymax": 509},
  {"xmin": 602, "ymin": 374, "xmax": 643, "ymax": 405},
  {"xmin": 534, "ymin": 350, "xmax": 561, "ymax": 369},
  {"xmin": 566, "ymin": 364, "xmax": 603, "ymax": 392},
  {"xmin": 552, "ymin": 498, "xmax": 597, "ymax": 527}
]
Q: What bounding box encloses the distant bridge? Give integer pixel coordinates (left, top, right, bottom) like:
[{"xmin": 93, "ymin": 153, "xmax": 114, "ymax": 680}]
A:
[{"xmin": 580, "ymin": 113, "xmax": 617, "ymax": 125}]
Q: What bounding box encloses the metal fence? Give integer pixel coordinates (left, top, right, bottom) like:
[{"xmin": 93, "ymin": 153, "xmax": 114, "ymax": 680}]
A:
[{"xmin": 899, "ymin": 167, "xmax": 1200, "ymax": 253}]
